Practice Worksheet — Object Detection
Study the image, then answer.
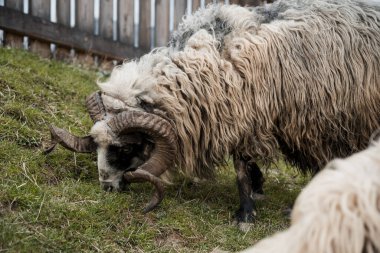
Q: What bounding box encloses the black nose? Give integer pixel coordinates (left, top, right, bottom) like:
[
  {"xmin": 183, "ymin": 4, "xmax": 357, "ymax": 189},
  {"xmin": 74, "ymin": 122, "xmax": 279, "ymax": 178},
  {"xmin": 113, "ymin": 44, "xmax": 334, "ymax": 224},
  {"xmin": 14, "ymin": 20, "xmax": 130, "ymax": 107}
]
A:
[{"xmin": 102, "ymin": 183, "xmax": 114, "ymax": 192}]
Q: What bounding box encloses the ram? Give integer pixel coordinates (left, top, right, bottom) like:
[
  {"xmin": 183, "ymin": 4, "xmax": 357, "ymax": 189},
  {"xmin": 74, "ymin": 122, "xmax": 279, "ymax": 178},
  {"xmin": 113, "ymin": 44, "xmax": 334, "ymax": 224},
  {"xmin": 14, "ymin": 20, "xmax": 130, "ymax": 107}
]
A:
[
  {"xmin": 242, "ymin": 137, "xmax": 380, "ymax": 253},
  {"xmin": 45, "ymin": 0, "xmax": 380, "ymax": 224}
]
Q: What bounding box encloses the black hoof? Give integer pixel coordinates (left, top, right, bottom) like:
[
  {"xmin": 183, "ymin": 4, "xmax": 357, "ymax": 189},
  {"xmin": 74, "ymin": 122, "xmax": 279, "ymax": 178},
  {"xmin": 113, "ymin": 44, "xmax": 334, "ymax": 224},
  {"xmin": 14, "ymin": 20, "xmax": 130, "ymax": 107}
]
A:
[{"xmin": 234, "ymin": 207, "xmax": 257, "ymax": 223}]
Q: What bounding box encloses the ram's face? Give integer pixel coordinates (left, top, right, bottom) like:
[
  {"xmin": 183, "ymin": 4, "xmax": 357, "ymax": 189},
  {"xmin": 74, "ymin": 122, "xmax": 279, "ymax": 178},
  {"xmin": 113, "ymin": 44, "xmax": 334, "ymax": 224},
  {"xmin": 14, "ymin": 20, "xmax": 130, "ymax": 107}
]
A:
[
  {"xmin": 91, "ymin": 129, "xmax": 154, "ymax": 192},
  {"xmin": 96, "ymin": 143, "xmax": 146, "ymax": 191},
  {"xmin": 45, "ymin": 91, "xmax": 176, "ymax": 212}
]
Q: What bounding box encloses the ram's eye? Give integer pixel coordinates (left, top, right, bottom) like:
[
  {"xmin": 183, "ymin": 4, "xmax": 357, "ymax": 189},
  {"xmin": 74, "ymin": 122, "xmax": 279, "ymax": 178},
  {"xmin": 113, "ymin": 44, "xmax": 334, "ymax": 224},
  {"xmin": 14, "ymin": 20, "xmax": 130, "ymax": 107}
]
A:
[
  {"xmin": 139, "ymin": 100, "xmax": 154, "ymax": 113},
  {"xmin": 121, "ymin": 146, "xmax": 133, "ymax": 154}
]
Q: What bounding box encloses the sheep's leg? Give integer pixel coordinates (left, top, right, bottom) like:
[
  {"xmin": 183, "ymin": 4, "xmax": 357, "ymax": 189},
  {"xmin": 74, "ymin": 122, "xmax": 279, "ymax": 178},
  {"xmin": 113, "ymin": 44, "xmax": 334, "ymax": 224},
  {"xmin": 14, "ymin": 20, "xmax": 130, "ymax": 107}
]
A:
[
  {"xmin": 233, "ymin": 154, "xmax": 264, "ymax": 223},
  {"xmin": 248, "ymin": 162, "xmax": 265, "ymax": 195}
]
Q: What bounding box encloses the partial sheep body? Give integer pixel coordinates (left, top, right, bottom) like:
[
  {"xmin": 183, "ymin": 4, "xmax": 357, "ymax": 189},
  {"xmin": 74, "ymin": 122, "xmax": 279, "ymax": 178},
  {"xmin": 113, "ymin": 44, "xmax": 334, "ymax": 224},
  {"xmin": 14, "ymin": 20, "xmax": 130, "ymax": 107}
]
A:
[
  {"xmin": 242, "ymin": 139, "xmax": 380, "ymax": 253},
  {"xmin": 100, "ymin": 0, "xmax": 380, "ymax": 178}
]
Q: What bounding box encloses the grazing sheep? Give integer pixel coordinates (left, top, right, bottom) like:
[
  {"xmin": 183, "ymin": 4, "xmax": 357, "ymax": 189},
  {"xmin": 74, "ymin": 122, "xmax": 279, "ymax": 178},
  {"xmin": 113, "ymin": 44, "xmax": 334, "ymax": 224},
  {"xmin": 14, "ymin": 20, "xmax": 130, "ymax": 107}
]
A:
[
  {"xmin": 241, "ymin": 138, "xmax": 380, "ymax": 253},
  {"xmin": 46, "ymin": 0, "xmax": 380, "ymax": 223}
]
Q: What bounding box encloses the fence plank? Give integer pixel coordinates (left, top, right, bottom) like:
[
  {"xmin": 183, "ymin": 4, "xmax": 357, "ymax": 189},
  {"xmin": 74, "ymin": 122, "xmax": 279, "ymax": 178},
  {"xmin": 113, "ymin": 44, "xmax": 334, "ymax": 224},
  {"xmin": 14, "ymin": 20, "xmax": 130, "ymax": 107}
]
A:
[
  {"xmin": 98, "ymin": 0, "xmax": 115, "ymax": 68},
  {"xmin": 75, "ymin": 0, "xmax": 95, "ymax": 67},
  {"xmin": 100, "ymin": 0, "xmax": 113, "ymax": 39},
  {"xmin": 5, "ymin": 0, "xmax": 22, "ymax": 9},
  {"xmin": 174, "ymin": 1, "xmax": 186, "ymax": 31},
  {"xmin": 139, "ymin": 0, "xmax": 151, "ymax": 50},
  {"xmin": 0, "ymin": 7, "xmax": 145, "ymax": 60},
  {"xmin": 192, "ymin": 0, "xmax": 201, "ymax": 12},
  {"xmin": 118, "ymin": 0, "xmax": 134, "ymax": 46},
  {"xmin": 156, "ymin": 0, "xmax": 169, "ymax": 47},
  {"xmin": 4, "ymin": 0, "xmax": 23, "ymax": 48},
  {"xmin": 57, "ymin": 0, "xmax": 70, "ymax": 26},
  {"xmin": 76, "ymin": 1, "xmax": 94, "ymax": 33},
  {"xmin": 56, "ymin": 0, "xmax": 71, "ymax": 61},
  {"xmin": 30, "ymin": 0, "xmax": 51, "ymax": 58},
  {"xmin": 205, "ymin": 0, "xmax": 214, "ymax": 6}
]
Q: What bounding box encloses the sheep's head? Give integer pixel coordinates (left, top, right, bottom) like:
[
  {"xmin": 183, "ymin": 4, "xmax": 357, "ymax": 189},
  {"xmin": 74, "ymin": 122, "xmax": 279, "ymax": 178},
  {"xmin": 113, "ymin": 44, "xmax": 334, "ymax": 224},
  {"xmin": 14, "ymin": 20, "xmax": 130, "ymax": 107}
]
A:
[{"xmin": 45, "ymin": 91, "xmax": 176, "ymax": 213}]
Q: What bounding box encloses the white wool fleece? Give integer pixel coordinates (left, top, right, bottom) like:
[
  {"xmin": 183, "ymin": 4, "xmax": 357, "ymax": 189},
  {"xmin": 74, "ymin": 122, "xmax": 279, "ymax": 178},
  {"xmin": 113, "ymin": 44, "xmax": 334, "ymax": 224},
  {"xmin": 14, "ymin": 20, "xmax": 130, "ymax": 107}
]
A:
[{"xmin": 242, "ymin": 140, "xmax": 380, "ymax": 253}]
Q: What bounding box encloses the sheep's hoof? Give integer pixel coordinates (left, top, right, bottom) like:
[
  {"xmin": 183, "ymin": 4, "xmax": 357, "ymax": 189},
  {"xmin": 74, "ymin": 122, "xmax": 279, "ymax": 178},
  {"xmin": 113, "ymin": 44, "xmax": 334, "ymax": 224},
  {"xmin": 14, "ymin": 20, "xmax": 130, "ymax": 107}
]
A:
[{"xmin": 233, "ymin": 207, "xmax": 256, "ymax": 231}]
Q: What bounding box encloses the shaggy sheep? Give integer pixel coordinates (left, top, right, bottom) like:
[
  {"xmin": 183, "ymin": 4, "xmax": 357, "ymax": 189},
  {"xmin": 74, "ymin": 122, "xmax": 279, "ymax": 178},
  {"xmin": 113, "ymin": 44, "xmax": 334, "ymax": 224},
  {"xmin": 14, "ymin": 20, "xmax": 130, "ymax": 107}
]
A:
[
  {"xmin": 241, "ymin": 138, "xmax": 380, "ymax": 253},
  {"xmin": 46, "ymin": 0, "xmax": 380, "ymax": 223}
]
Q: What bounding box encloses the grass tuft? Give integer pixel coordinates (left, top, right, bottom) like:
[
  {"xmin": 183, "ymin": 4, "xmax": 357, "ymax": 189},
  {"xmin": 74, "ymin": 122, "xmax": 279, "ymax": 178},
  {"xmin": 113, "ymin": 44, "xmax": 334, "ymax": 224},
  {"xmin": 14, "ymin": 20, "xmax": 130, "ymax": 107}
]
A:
[{"xmin": 0, "ymin": 48, "xmax": 309, "ymax": 252}]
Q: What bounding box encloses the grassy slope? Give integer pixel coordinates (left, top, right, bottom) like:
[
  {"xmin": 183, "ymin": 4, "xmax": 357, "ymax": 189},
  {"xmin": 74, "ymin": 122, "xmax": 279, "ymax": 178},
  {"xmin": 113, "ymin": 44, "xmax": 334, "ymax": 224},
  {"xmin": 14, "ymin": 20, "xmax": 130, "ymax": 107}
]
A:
[{"xmin": 0, "ymin": 48, "xmax": 309, "ymax": 253}]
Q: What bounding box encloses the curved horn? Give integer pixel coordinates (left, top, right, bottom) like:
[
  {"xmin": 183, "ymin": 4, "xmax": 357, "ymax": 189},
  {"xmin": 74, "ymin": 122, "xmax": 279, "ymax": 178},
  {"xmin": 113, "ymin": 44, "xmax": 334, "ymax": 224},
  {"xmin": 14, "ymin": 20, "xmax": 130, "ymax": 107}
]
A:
[
  {"xmin": 107, "ymin": 110, "xmax": 176, "ymax": 176},
  {"xmin": 124, "ymin": 169, "xmax": 164, "ymax": 213},
  {"xmin": 85, "ymin": 91, "xmax": 106, "ymax": 122},
  {"xmin": 107, "ymin": 110, "xmax": 176, "ymax": 211},
  {"xmin": 44, "ymin": 125, "xmax": 97, "ymax": 154}
]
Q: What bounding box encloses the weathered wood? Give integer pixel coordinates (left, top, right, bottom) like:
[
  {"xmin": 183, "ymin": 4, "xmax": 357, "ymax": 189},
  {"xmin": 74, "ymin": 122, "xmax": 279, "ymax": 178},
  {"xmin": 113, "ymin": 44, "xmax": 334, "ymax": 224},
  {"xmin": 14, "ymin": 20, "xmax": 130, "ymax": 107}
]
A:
[
  {"xmin": 31, "ymin": 0, "xmax": 50, "ymax": 17},
  {"xmin": 139, "ymin": 0, "xmax": 151, "ymax": 49},
  {"xmin": 56, "ymin": 0, "xmax": 72, "ymax": 61},
  {"xmin": 75, "ymin": 0, "xmax": 96, "ymax": 65},
  {"xmin": 0, "ymin": 7, "xmax": 147, "ymax": 60},
  {"xmin": 174, "ymin": 1, "xmax": 186, "ymax": 31},
  {"xmin": 156, "ymin": 0, "xmax": 169, "ymax": 47},
  {"xmin": 30, "ymin": 0, "xmax": 51, "ymax": 58},
  {"xmin": 100, "ymin": 0, "xmax": 113, "ymax": 39},
  {"xmin": 76, "ymin": 1, "xmax": 94, "ymax": 33},
  {"xmin": 192, "ymin": 0, "xmax": 201, "ymax": 12},
  {"xmin": 4, "ymin": 0, "xmax": 23, "ymax": 48},
  {"xmin": 205, "ymin": 0, "xmax": 214, "ymax": 6},
  {"xmin": 5, "ymin": 0, "xmax": 22, "ymax": 9},
  {"xmin": 71, "ymin": 52, "xmax": 95, "ymax": 68},
  {"xmin": 4, "ymin": 32, "xmax": 24, "ymax": 48},
  {"xmin": 118, "ymin": 0, "xmax": 134, "ymax": 46},
  {"xmin": 57, "ymin": 0, "xmax": 71, "ymax": 26}
]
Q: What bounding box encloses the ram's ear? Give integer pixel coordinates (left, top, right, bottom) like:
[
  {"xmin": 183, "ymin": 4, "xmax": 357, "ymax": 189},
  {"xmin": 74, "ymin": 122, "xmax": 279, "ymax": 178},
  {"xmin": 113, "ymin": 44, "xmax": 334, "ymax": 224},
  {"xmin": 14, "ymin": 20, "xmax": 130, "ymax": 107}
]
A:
[{"xmin": 44, "ymin": 125, "xmax": 97, "ymax": 154}]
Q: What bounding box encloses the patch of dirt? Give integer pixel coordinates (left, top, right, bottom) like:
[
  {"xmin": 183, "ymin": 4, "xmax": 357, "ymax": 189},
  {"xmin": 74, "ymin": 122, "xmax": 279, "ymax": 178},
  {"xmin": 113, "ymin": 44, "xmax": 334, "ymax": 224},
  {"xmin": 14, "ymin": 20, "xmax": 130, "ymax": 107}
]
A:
[
  {"xmin": 0, "ymin": 199, "xmax": 20, "ymax": 216},
  {"xmin": 39, "ymin": 164, "xmax": 63, "ymax": 186},
  {"xmin": 155, "ymin": 231, "xmax": 185, "ymax": 249}
]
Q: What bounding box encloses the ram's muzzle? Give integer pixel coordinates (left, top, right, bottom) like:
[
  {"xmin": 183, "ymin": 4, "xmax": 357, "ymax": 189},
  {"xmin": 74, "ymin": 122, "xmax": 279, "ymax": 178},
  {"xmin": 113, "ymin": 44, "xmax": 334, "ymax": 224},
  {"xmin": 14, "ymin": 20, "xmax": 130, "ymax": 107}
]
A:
[{"xmin": 44, "ymin": 91, "xmax": 176, "ymax": 212}]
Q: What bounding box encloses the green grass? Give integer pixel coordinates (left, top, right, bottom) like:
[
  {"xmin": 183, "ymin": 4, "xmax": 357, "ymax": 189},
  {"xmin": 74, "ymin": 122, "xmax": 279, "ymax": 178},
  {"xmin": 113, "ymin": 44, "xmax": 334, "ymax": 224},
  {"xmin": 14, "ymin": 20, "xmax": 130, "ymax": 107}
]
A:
[{"xmin": 0, "ymin": 48, "xmax": 310, "ymax": 252}]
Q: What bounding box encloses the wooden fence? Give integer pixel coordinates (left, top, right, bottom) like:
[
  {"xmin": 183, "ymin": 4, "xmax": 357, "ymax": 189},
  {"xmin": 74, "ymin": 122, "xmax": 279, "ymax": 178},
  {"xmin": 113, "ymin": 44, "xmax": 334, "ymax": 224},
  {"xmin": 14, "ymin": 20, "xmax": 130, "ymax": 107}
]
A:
[{"xmin": 0, "ymin": 0, "xmax": 269, "ymax": 68}]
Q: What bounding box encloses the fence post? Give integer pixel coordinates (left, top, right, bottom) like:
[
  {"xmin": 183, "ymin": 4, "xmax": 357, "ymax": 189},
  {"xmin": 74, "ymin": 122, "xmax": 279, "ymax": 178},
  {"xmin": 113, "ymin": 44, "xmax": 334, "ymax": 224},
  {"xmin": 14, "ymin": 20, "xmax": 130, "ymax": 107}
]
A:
[
  {"xmin": 156, "ymin": 0, "xmax": 169, "ymax": 47},
  {"xmin": 173, "ymin": 1, "xmax": 186, "ymax": 34},
  {"xmin": 118, "ymin": 0, "xmax": 134, "ymax": 48},
  {"xmin": 56, "ymin": 0, "xmax": 71, "ymax": 60},
  {"xmin": 100, "ymin": 0, "xmax": 113, "ymax": 39},
  {"xmin": 139, "ymin": 0, "xmax": 151, "ymax": 50},
  {"xmin": 193, "ymin": 0, "xmax": 201, "ymax": 11},
  {"xmin": 4, "ymin": 0, "xmax": 24, "ymax": 48},
  {"xmin": 30, "ymin": 0, "xmax": 51, "ymax": 58},
  {"xmin": 76, "ymin": 0, "xmax": 95, "ymax": 66}
]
